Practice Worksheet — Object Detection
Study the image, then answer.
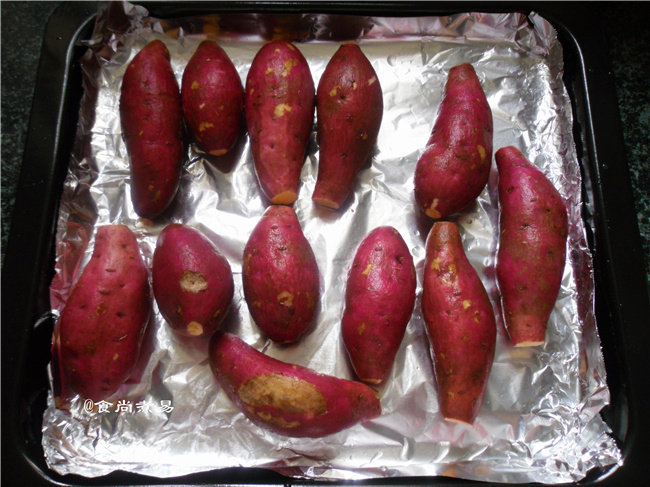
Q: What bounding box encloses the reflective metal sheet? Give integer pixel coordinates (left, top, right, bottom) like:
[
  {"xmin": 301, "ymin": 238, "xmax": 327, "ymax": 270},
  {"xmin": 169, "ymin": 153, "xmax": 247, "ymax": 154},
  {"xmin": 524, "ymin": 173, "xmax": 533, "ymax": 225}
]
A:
[{"xmin": 42, "ymin": 4, "xmax": 621, "ymax": 482}]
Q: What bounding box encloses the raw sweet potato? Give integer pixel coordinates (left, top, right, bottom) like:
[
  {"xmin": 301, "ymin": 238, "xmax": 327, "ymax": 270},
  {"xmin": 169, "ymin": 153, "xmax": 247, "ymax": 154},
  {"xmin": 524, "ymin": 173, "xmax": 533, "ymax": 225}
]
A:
[
  {"xmin": 209, "ymin": 332, "xmax": 381, "ymax": 437},
  {"xmin": 341, "ymin": 226, "xmax": 416, "ymax": 384},
  {"xmin": 242, "ymin": 205, "xmax": 319, "ymax": 343},
  {"xmin": 181, "ymin": 40, "xmax": 244, "ymax": 156},
  {"xmin": 496, "ymin": 146, "xmax": 568, "ymax": 346},
  {"xmin": 120, "ymin": 40, "xmax": 183, "ymax": 219},
  {"xmin": 245, "ymin": 40, "xmax": 315, "ymax": 205},
  {"xmin": 152, "ymin": 224, "xmax": 234, "ymax": 338},
  {"xmin": 422, "ymin": 221, "xmax": 496, "ymax": 424},
  {"xmin": 414, "ymin": 63, "xmax": 493, "ymax": 219},
  {"xmin": 312, "ymin": 43, "xmax": 383, "ymax": 209},
  {"xmin": 58, "ymin": 225, "xmax": 150, "ymax": 401}
]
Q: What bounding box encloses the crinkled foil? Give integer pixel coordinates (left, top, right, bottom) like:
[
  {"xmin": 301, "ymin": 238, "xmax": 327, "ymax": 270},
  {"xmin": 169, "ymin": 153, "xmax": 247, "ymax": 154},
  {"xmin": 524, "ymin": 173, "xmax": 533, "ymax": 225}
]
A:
[{"xmin": 42, "ymin": 2, "xmax": 622, "ymax": 483}]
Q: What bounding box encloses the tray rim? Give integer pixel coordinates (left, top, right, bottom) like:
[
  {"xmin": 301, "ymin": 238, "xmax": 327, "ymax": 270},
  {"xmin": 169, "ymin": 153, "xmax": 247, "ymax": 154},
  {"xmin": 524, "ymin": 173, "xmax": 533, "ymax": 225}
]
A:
[{"xmin": 2, "ymin": 2, "xmax": 648, "ymax": 486}]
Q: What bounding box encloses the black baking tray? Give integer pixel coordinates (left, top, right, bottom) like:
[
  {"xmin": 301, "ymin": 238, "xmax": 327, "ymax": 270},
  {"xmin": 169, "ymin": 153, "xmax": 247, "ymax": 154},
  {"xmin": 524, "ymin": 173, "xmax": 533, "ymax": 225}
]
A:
[{"xmin": 2, "ymin": 2, "xmax": 649, "ymax": 486}]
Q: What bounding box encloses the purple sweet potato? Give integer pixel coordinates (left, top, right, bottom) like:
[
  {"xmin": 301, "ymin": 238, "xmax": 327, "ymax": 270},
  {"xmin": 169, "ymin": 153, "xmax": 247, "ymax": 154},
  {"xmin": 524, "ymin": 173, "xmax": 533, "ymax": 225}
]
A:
[
  {"xmin": 245, "ymin": 40, "xmax": 315, "ymax": 205},
  {"xmin": 496, "ymin": 146, "xmax": 568, "ymax": 346},
  {"xmin": 422, "ymin": 222, "xmax": 496, "ymax": 424},
  {"xmin": 414, "ymin": 63, "xmax": 493, "ymax": 219},
  {"xmin": 152, "ymin": 224, "xmax": 234, "ymax": 338},
  {"xmin": 312, "ymin": 43, "xmax": 383, "ymax": 210},
  {"xmin": 120, "ymin": 40, "xmax": 183, "ymax": 219},
  {"xmin": 341, "ymin": 226, "xmax": 416, "ymax": 384},
  {"xmin": 58, "ymin": 225, "xmax": 150, "ymax": 401},
  {"xmin": 209, "ymin": 332, "xmax": 381, "ymax": 437},
  {"xmin": 242, "ymin": 205, "xmax": 320, "ymax": 343},
  {"xmin": 181, "ymin": 40, "xmax": 244, "ymax": 156}
]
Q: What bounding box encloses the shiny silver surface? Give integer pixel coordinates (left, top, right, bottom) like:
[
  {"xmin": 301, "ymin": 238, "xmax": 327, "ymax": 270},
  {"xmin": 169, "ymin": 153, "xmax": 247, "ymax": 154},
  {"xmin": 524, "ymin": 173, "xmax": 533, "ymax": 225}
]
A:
[{"xmin": 43, "ymin": 4, "xmax": 620, "ymax": 482}]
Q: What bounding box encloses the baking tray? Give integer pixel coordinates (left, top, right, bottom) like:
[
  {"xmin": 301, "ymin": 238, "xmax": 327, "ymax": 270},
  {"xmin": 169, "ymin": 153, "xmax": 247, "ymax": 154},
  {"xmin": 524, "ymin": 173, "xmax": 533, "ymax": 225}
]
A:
[{"xmin": 2, "ymin": 2, "xmax": 648, "ymax": 486}]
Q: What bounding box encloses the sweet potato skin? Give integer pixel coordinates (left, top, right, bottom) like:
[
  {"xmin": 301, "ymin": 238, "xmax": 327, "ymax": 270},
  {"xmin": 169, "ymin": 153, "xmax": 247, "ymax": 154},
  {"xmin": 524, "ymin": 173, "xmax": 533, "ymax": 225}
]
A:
[
  {"xmin": 120, "ymin": 40, "xmax": 183, "ymax": 219},
  {"xmin": 496, "ymin": 146, "xmax": 568, "ymax": 346},
  {"xmin": 152, "ymin": 224, "xmax": 234, "ymax": 338},
  {"xmin": 181, "ymin": 40, "xmax": 244, "ymax": 156},
  {"xmin": 313, "ymin": 44, "xmax": 383, "ymax": 209},
  {"xmin": 342, "ymin": 226, "xmax": 416, "ymax": 384},
  {"xmin": 209, "ymin": 332, "xmax": 381, "ymax": 437},
  {"xmin": 58, "ymin": 225, "xmax": 150, "ymax": 401},
  {"xmin": 245, "ymin": 40, "xmax": 315, "ymax": 205},
  {"xmin": 422, "ymin": 222, "xmax": 496, "ymax": 424},
  {"xmin": 242, "ymin": 205, "xmax": 319, "ymax": 343},
  {"xmin": 414, "ymin": 63, "xmax": 493, "ymax": 219}
]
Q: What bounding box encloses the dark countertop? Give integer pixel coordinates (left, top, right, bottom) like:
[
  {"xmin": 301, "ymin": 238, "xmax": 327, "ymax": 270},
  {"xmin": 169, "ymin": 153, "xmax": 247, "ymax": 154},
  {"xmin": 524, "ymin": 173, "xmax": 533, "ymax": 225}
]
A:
[{"xmin": 2, "ymin": 1, "xmax": 649, "ymax": 281}]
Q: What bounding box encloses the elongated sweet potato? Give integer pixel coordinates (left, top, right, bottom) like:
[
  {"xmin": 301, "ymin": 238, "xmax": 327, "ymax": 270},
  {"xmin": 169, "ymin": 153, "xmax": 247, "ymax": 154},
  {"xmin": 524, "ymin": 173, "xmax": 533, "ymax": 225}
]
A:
[
  {"xmin": 209, "ymin": 332, "xmax": 381, "ymax": 437},
  {"xmin": 152, "ymin": 224, "xmax": 234, "ymax": 338},
  {"xmin": 496, "ymin": 146, "xmax": 568, "ymax": 346},
  {"xmin": 120, "ymin": 40, "xmax": 183, "ymax": 218},
  {"xmin": 242, "ymin": 205, "xmax": 319, "ymax": 343},
  {"xmin": 245, "ymin": 40, "xmax": 315, "ymax": 205},
  {"xmin": 181, "ymin": 40, "xmax": 244, "ymax": 156},
  {"xmin": 342, "ymin": 226, "xmax": 416, "ymax": 384},
  {"xmin": 414, "ymin": 63, "xmax": 493, "ymax": 219},
  {"xmin": 58, "ymin": 225, "xmax": 150, "ymax": 401},
  {"xmin": 313, "ymin": 43, "xmax": 383, "ymax": 209},
  {"xmin": 422, "ymin": 222, "xmax": 496, "ymax": 424}
]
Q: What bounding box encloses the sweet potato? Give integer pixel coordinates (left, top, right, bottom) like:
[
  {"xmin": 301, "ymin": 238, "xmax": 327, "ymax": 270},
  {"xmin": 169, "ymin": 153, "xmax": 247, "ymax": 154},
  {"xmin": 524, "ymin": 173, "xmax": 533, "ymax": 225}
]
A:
[
  {"xmin": 242, "ymin": 205, "xmax": 319, "ymax": 343},
  {"xmin": 422, "ymin": 222, "xmax": 496, "ymax": 424},
  {"xmin": 209, "ymin": 332, "xmax": 381, "ymax": 437},
  {"xmin": 58, "ymin": 225, "xmax": 150, "ymax": 401},
  {"xmin": 496, "ymin": 146, "xmax": 568, "ymax": 346},
  {"xmin": 414, "ymin": 63, "xmax": 493, "ymax": 219},
  {"xmin": 341, "ymin": 226, "xmax": 416, "ymax": 384},
  {"xmin": 181, "ymin": 40, "xmax": 244, "ymax": 156},
  {"xmin": 312, "ymin": 43, "xmax": 383, "ymax": 209},
  {"xmin": 245, "ymin": 40, "xmax": 315, "ymax": 205},
  {"xmin": 152, "ymin": 224, "xmax": 234, "ymax": 338},
  {"xmin": 120, "ymin": 40, "xmax": 183, "ymax": 219}
]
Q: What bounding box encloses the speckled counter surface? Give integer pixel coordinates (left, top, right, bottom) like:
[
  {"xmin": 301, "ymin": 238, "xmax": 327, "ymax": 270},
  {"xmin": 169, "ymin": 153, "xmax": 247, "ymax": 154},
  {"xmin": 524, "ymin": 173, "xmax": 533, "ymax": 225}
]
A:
[
  {"xmin": 2, "ymin": 1, "xmax": 62, "ymax": 263},
  {"xmin": 2, "ymin": 2, "xmax": 648, "ymax": 281}
]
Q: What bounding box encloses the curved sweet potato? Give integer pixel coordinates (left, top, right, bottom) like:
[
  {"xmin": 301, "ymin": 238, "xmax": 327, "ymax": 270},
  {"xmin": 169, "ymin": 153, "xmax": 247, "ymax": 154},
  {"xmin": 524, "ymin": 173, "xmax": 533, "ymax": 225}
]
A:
[
  {"xmin": 313, "ymin": 43, "xmax": 383, "ymax": 210},
  {"xmin": 245, "ymin": 40, "xmax": 315, "ymax": 205},
  {"xmin": 181, "ymin": 40, "xmax": 244, "ymax": 156},
  {"xmin": 422, "ymin": 222, "xmax": 496, "ymax": 424},
  {"xmin": 496, "ymin": 146, "xmax": 568, "ymax": 346},
  {"xmin": 341, "ymin": 226, "xmax": 416, "ymax": 384},
  {"xmin": 242, "ymin": 205, "xmax": 320, "ymax": 343},
  {"xmin": 414, "ymin": 63, "xmax": 493, "ymax": 219},
  {"xmin": 152, "ymin": 224, "xmax": 234, "ymax": 338},
  {"xmin": 120, "ymin": 40, "xmax": 183, "ymax": 218},
  {"xmin": 58, "ymin": 225, "xmax": 150, "ymax": 401},
  {"xmin": 209, "ymin": 332, "xmax": 381, "ymax": 437}
]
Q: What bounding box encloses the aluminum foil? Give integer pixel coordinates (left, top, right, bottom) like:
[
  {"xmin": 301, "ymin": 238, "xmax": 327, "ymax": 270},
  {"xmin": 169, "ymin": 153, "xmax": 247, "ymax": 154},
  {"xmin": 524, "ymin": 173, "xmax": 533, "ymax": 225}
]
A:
[{"xmin": 43, "ymin": 2, "xmax": 621, "ymax": 483}]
